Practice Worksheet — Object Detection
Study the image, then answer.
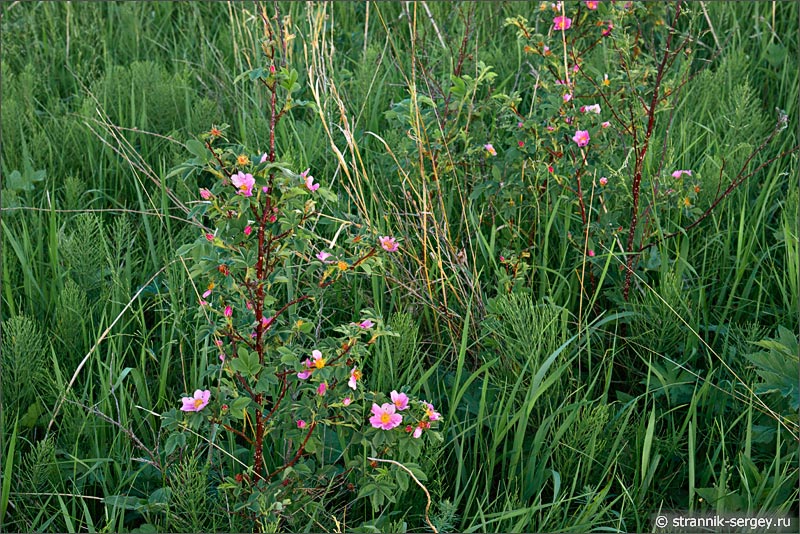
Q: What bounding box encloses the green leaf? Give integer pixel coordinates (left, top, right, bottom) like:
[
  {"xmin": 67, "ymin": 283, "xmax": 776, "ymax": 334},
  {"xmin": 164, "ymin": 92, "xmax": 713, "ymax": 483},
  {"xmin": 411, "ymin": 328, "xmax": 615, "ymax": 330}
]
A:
[
  {"xmin": 6, "ymin": 168, "xmax": 45, "ymax": 192},
  {"xmin": 164, "ymin": 432, "xmax": 186, "ymax": 455},
  {"xmin": 0, "ymin": 419, "xmax": 17, "ymax": 525},
  {"xmin": 104, "ymin": 495, "xmax": 146, "ymax": 511},
  {"xmin": 19, "ymin": 399, "xmax": 44, "ymax": 429},
  {"xmin": 231, "ymin": 395, "xmax": 252, "ymax": 416},
  {"xmin": 395, "ymin": 469, "xmax": 409, "ymax": 492},
  {"xmin": 185, "ymin": 139, "xmax": 211, "ymax": 162},
  {"xmin": 187, "ymin": 202, "xmax": 209, "ymax": 221},
  {"xmin": 148, "ymin": 487, "xmax": 172, "ymax": 507},
  {"xmin": 766, "ymin": 43, "xmax": 786, "ymax": 68},
  {"xmin": 404, "ymin": 462, "xmax": 428, "ymax": 482},
  {"xmin": 357, "ymin": 482, "xmax": 377, "ymax": 500},
  {"xmin": 278, "ymin": 346, "xmax": 298, "ymax": 365},
  {"xmin": 230, "ymin": 350, "xmax": 262, "ymax": 378},
  {"xmin": 176, "ymin": 243, "xmax": 196, "ymax": 257}
]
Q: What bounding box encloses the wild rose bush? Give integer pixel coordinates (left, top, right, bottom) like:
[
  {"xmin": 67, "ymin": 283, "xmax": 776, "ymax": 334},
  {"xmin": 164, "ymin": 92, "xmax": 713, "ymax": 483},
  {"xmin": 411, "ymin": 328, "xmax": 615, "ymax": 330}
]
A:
[
  {"xmin": 159, "ymin": 65, "xmax": 441, "ymax": 530},
  {"xmin": 501, "ymin": 1, "xmax": 706, "ymax": 298},
  {"xmin": 389, "ymin": 0, "xmax": 792, "ymax": 304}
]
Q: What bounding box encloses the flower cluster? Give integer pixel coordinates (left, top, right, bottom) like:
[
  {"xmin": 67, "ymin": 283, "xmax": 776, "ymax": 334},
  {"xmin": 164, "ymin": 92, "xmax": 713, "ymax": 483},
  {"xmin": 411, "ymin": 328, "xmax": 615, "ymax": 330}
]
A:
[{"xmin": 370, "ymin": 392, "xmax": 441, "ymax": 439}]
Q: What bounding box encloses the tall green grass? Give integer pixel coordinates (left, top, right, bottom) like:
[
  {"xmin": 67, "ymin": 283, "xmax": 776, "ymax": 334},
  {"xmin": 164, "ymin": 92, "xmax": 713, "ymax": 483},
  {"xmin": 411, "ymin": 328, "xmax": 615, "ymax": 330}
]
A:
[{"xmin": 1, "ymin": 1, "xmax": 797, "ymax": 532}]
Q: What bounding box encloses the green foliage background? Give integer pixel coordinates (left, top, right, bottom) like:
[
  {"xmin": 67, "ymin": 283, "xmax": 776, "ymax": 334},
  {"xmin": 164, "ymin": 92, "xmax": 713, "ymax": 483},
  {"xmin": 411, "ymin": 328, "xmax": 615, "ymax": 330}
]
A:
[{"xmin": 1, "ymin": 2, "xmax": 798, "ymax": 532}]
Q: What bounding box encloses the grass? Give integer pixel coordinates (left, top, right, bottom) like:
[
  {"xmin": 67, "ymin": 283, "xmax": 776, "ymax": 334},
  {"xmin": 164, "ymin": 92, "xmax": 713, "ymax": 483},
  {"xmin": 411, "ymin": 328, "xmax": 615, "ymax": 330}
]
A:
[{"xmin": 1, "ymin": 1, "xmax": 798, "ymax": 532}]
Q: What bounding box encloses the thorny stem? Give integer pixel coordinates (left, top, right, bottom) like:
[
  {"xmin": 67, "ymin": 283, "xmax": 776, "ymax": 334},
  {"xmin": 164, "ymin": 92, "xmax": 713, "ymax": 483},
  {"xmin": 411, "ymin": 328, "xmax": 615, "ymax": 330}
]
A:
[
  {"xmin": 268, "ymin": 420, "xmax": 317, "ymax": 480},
  {"xmin": 622, "ymin": 0, "xmax": 683, "ymax": 301},
  {"xmin": 252, "ymin": 0, "xmax": 280, "ymax": 486}
]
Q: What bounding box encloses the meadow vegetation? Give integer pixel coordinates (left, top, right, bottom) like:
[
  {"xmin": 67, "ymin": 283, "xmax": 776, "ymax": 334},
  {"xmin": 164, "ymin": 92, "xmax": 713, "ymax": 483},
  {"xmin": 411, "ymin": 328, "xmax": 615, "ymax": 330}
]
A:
[{"xmin": 1, "ymin": 1, "xmax": 798, "ymax": 532}]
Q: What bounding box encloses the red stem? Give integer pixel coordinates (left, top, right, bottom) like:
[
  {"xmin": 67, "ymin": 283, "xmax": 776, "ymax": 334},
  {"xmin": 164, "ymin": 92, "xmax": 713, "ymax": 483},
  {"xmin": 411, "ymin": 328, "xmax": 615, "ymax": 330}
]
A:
[
  {"xmin": 268, "ymin": 421, "xmax": 317, "ymax": 480},
  {"xmin": 622, "ymin": 1, "xmax": 682, "ymax": 301}
]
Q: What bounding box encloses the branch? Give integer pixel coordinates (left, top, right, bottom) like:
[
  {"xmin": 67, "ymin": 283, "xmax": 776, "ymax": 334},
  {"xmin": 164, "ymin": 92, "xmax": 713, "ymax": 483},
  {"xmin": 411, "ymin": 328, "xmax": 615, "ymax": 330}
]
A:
[{"xmin": 268, "ymin": 420, "xmax": 317, "ymax": 479}]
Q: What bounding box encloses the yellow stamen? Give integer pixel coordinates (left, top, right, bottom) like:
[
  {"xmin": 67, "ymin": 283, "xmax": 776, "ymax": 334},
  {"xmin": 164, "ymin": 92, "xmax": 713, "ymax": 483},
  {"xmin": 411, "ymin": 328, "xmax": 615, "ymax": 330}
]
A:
[{"xmin": 380, "ymin": 413, "xmax": 391, "ymax": 424}]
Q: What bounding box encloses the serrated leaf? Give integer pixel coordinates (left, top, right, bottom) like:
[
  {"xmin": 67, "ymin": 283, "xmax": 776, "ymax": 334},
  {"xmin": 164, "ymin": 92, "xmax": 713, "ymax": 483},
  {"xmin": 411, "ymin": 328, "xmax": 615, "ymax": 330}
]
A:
[{"xmin": 164, "ymin": 432, "xmax": 186, "ymax": 455}]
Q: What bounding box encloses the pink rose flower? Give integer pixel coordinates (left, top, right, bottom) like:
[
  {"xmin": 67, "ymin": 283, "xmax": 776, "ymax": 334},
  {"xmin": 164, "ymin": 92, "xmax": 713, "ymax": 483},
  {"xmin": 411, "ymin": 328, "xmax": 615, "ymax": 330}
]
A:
[
  {"xmin": 553, "ymin": 16, "xmax": 572, "ymax": 30},
  {"xmin": 231, "ymin": 172, "xmax": 255, "ymax": 197},
  {"xmin": 391, "ymin": 390, "xmax": 409, "ymax": 411},
  {"xmin": 379, "ymin": 236, "xmax": 399, "ymax": 252},
  {"xmin": 297, "ymin": 358, "xmax": 313, "ymax": 380},
  {"xmin": 369, "ymin": 403, "xmax": 402, "ymax": 430},
  {"xmin": 305, "ymin": 175, "xmax": 320, "ymax": 192},
  {"xmin": 423, "ymin": 401, "xmax": 441, "ymax": 421},
  {"xmin": 180, "ymin": 389, "xmax": 211, "ymax": 412},
  {"xmin": 572, "ymin": 130, "xmax": 590, "ymax": 147},
  {"xmin": 348, "ymin": 367, "xmax": 362, "ymax": 390}
]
